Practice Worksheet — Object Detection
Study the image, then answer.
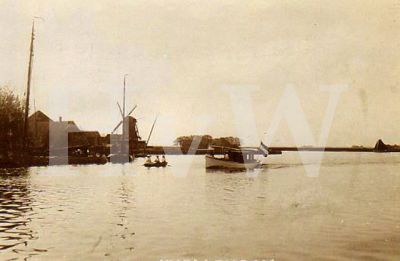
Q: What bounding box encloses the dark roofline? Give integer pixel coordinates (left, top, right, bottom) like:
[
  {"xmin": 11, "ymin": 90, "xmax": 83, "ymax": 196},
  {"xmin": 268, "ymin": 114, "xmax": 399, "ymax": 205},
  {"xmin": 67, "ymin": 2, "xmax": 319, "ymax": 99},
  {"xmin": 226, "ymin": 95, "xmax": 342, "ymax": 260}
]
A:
[{"xmin": 28, "ymin": 110, "xmax": 53, "ymax": 121}]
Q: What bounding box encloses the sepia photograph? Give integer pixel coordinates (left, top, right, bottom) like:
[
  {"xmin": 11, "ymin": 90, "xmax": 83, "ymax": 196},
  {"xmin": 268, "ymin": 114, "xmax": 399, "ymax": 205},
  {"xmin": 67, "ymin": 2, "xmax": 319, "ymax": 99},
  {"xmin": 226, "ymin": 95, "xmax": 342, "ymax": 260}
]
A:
[{"xmin": 1, "ymin": 0, "xmax": 400, "ymax": 260}]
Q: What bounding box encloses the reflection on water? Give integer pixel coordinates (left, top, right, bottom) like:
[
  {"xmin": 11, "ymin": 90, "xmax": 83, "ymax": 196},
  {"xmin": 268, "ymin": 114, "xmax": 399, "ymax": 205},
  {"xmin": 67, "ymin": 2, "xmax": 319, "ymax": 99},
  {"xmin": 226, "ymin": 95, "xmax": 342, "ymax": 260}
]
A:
[
  {"xmin": 0, "ymin": 168, "xmax": 40, "ymax": 260},
  {"xmin": 0, "ymin": 153, "xmax": 400, "ymax": 260}
]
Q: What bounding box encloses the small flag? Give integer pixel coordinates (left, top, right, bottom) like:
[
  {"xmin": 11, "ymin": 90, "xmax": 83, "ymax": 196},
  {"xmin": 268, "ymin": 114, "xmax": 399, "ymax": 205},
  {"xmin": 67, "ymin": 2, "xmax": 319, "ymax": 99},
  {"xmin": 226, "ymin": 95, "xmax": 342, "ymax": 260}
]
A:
[{"xmin": 260, "ymin": 141, "xmax": 269, "ymax": 156}]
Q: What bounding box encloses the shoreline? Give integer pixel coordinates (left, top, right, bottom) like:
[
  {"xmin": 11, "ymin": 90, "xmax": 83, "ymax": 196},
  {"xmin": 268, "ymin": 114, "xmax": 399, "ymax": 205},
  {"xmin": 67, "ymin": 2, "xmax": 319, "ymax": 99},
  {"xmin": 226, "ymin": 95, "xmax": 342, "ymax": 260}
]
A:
[{"xmin": 1, "ymin": 146, "xmax": 400, "ymax": 169}]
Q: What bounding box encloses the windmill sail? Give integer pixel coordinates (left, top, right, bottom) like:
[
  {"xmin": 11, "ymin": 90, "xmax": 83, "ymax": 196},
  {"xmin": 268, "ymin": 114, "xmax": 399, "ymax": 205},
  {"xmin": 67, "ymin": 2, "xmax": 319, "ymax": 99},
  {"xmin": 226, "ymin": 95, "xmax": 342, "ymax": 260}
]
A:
[
  {"xmin": 146, "ymin": 116, "xmax": 158, "ymax": 145},
  {"xmin": 111, "ymin": 105, "xmax": 137, "ymax": 134}
]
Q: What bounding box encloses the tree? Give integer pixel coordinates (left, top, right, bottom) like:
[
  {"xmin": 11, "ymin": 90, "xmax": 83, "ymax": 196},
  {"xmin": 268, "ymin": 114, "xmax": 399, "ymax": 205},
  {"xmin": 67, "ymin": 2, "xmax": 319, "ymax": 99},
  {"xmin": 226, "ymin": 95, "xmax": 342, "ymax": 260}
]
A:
[
  {"xmin": 174, "ymin": 135, "xmax": 241, "ymax": 153},
  {"xmin": 211, "ymin": 136, "xmax": 241, "ymax": 148},
  {"xmin": 0, "ymin": 88, "xmax": 25, "ymax": 159},
  {"xmin": 174, "ymin": 135, "xmax": 213, "ymax": 153}
]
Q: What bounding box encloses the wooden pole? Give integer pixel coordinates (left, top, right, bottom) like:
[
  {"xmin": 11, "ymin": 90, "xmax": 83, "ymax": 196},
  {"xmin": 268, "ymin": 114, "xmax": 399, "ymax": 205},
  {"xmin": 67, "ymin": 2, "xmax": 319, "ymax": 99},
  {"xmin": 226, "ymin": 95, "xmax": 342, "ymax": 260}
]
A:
[
  {"xmin": 121, "ymin": 74, "xmax": 128, "ymax": 154},
  {"xmin": 23, "ymin": 20, "xmax": 35, "ymax": 152},
  {"xmin": 146, "ymin": 116, "xmax": 158, "ymax": 146}
]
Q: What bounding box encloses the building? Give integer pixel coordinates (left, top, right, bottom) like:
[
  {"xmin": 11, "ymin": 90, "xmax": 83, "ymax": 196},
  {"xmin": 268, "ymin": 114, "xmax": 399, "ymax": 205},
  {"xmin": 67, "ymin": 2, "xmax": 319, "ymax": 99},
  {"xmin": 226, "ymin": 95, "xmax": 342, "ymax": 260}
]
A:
[
  {"xmin": 106, "ymin": 116, "xmax": 147, "ymax": 154},
  {"xmin": 27, "ymin": 111, "xmax": 147, "ymax": 155},
  {"xmin": 27, "ymin": 111, "xmax": 101, "ymax": 151},
  {"xmin": 127, "ymin": 116, "xmax": 147, "ymax": 153},
  {"xmin": 27, "ymin": 111, "xmax": 51, "ymax": 149}
]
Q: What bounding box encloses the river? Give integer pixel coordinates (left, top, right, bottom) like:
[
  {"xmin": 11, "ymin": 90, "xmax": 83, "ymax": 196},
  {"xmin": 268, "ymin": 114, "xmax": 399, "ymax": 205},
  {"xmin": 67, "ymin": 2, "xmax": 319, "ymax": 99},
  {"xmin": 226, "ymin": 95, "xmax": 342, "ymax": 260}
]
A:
[{"xmin": 1, "ymin": 153, "xmax": 400, "ymax": 260}]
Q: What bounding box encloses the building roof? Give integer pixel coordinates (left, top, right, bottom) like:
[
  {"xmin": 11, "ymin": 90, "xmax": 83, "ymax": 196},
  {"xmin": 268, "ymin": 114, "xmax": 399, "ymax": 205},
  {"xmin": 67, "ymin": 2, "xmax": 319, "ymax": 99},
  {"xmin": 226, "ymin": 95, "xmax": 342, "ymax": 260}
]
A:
[
  {"xmin": 28, "ymin": 111, "xmax": 53, "ymax": 122},
  {"xmin": 50, "ymin": 121, "xmax": 80, "ymax": 133},
  {"xmin": 78, "ymin": 131, "xmax": 101, "ymax": 138}
]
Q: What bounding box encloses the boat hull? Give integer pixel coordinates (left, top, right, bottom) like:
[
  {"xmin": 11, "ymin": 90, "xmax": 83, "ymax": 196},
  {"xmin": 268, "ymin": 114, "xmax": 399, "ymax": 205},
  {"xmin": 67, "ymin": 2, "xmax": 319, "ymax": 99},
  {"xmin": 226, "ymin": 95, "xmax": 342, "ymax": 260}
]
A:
[
  {"xmin": 144, "ymin": 161, "xmax": 168, "ymax": 168},
  {"xmin": 0, "ymin": 155, "xmax": 108, "ymax": 168},
  {"xmin": 205, "ymin": 155, "xmax": 260, "ymax": 169},
  {"xmin": 50, "ymin": 156, "xmax": 108, "ymax": 166}
]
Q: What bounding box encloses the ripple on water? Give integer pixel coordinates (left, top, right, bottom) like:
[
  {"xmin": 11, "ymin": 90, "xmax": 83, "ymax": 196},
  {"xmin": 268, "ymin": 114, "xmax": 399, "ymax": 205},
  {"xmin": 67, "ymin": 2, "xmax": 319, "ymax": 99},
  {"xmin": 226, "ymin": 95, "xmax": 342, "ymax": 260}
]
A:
[
  {"xmin": 0, "ymin": 169, "xmax": 42, "ymax": 259},
  {"xmin": 1, "ymin": 155, "xmax": 400, "ymax": 260}
]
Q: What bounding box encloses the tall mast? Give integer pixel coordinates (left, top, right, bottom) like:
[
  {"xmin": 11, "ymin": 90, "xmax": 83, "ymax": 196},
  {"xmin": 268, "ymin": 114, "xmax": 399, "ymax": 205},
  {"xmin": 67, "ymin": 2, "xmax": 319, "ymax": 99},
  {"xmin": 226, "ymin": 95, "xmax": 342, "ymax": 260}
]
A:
[
  {"xmin": 121, "ymin": 74, "xmax": 128, "ymax": 153},
  {"xmin": 123, "ymin": 75, "xmax": 126, "ymax": 121},
  {"xmin": 23, "ymin": 20, "xmax": 35, "ymax": 151}
]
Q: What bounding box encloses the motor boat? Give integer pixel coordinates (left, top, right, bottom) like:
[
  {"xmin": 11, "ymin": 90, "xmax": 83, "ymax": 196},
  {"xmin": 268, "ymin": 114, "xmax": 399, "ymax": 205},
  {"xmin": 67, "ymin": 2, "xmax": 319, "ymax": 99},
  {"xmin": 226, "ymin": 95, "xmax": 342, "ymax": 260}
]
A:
[{"xmin": 205, "ymin": 147, "xmax": 261, "ymax": 170}]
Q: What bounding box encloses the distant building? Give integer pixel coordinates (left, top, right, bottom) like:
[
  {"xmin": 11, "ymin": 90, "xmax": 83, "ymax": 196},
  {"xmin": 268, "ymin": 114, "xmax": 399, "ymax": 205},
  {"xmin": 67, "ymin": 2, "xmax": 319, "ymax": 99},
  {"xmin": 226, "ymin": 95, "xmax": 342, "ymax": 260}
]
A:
[
  {"xmin": 68, "ymin": 131, "xmax": 101, "ymax": 147},
  {"xmin": 126, "ymin": 116, "xmax": 147, "ymax": 151},
  {"xmin": 80, "ymin": 131, "xmax": 101, "ymax": 146},
  {"xmin": 28, "ymin": 111, "xmax": 51, "ymax": 149},
  {"xmin": 27, "ymin": 111, "xmax": 101, "ymax": 150},
  {"xmin": 28, "ymin": 111, "xmax": 146, "ymax": 155},
  {"xmin": 49, "ymin": 117, "xmax": 81, "ymax": 148},
  {"xmin": 106, "ymin": 116, "xmax": 147, "ymax": 154}
]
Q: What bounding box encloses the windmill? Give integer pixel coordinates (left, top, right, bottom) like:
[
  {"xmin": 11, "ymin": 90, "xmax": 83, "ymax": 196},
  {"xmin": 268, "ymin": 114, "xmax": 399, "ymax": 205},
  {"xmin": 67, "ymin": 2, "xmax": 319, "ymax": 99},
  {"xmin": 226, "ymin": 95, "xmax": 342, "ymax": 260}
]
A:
[
  {"xmin": 111, "ymin": 104, "xmax": 137, "ymax": 134},
  {"xmin": 111, "ymin": 74, "xmax": 136, "ymax": 158}
]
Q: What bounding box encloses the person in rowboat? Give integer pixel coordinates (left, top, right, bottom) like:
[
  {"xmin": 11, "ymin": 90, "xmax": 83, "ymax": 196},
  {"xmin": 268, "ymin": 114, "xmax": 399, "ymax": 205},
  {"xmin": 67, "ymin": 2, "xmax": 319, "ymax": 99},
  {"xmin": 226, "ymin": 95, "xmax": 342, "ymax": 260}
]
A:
[
  {"xmin": 155, "ymin": 155, "xmax": 160, "ymax": 163},
  {"xmin": 145, "ymin": 156, "xmax": 152, "ymax": 164}
]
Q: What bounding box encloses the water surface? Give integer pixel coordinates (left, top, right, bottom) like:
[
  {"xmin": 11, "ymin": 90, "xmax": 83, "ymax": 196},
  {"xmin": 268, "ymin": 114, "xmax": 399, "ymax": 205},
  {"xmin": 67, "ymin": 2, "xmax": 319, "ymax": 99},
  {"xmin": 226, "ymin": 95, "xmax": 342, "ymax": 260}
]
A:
[{"xmin": 1, "ymin": 153, "xmax": 400, "ymax": 260}]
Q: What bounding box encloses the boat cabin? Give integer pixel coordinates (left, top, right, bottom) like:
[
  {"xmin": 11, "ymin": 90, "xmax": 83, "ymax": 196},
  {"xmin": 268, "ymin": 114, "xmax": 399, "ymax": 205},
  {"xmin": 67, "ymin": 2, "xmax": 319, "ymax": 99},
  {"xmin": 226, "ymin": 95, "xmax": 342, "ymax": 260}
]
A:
[
  {"xmin": 209, "ymin": 146, "xmax": 258, "ymax": 163},
  {"xmin": 225, "ymin": 149, "xmax": 257, "ymax": 163},
  {"xmin": 206, "ymin": 146, "xmax": 261, "ymax": 169}
]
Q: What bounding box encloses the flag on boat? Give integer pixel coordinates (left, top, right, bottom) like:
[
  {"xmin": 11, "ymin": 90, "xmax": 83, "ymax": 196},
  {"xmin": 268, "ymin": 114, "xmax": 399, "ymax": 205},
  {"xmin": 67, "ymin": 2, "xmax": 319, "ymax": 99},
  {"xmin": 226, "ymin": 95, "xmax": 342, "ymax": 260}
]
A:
[{"xmin": 259, "ymin": 141, "xmax": 269, "ymax": 156}]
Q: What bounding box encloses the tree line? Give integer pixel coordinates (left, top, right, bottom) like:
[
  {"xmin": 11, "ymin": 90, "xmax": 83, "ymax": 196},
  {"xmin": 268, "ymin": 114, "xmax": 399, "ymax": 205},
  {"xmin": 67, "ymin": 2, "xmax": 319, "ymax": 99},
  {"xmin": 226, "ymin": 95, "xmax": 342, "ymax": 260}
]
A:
[
  {"xmin": 174, "ymin": 135, "xmax": 241, "ymax": 153},
  {"xmin": 0, "ymin": 87, "xmax": 25, "ymax": 160}
]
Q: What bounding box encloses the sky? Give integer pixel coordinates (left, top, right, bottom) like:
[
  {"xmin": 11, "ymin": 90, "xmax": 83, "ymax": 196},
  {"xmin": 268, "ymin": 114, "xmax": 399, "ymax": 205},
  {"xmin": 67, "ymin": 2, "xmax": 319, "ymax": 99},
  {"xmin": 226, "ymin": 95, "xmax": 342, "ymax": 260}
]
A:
[{"xmin": 0, "ymin": 0, "xmax": 399, "ymax": 146}]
